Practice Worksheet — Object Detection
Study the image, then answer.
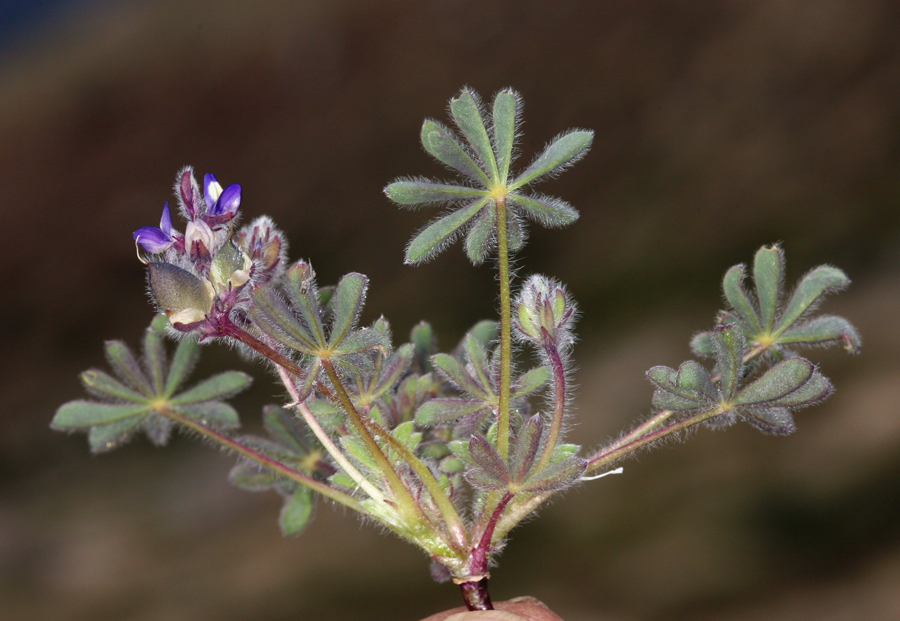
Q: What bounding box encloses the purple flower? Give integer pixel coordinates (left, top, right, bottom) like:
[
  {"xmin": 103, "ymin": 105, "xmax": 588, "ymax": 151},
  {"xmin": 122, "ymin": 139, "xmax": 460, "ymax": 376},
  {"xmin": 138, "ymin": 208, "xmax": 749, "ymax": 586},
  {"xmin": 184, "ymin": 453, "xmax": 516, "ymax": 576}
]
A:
[
  {"xmin": 204, "ymin": 174, "xmax": 241, "ymax": 218},
  {"xmin": 134, "ymin": 203, "xmax": 177, "ymax": 253}
]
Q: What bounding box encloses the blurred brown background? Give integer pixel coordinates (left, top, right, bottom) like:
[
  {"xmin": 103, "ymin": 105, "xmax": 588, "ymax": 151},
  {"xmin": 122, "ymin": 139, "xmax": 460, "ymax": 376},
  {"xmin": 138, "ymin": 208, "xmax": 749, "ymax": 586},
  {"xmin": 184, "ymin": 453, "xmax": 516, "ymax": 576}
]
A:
[{"xmin": 1, "ymin": 0, "xmax": 899, "ymax": 619}]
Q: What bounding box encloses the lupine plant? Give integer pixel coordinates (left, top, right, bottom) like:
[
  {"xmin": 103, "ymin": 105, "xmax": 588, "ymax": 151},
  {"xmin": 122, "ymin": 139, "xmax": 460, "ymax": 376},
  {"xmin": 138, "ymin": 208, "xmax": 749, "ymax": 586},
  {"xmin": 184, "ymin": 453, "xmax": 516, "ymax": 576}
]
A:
[{"xmin": 53, "ymin": 88, "xmax": 860, "ymax": 613}]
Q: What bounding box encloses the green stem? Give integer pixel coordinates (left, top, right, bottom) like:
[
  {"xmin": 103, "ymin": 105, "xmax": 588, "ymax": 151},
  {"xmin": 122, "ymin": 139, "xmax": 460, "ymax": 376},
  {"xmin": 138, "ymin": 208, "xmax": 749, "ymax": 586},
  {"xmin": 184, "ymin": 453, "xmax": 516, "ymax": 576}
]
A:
[
  {"xmin": 273, "ymin": 362, "xmax": 385, "ymax": 503},
  {"xmin": 496, "ymin": 195, "xmax": 512, "ymax": 459},
  {"xmin": 321, "ymin": 360, "xmax": 421, "ymax": 519},
  {"xmin": 158, "ymin": 406, "xmax": 362, "ymax": 511}
]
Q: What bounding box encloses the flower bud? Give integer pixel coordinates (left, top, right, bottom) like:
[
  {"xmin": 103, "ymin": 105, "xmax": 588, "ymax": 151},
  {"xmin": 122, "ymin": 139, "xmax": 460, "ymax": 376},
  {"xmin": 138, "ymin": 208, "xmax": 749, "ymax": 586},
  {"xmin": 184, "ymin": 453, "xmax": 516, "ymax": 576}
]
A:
[{"xmin": 514, "ymin": 275, "xmax": 576, "ymax": 350}]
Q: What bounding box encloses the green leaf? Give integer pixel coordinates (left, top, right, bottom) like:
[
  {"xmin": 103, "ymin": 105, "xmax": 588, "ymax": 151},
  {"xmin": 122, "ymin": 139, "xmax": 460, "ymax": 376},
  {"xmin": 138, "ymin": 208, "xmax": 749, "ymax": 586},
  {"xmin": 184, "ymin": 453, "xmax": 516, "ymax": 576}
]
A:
[
  {"xmin": 416, "ymin": 399, "xmax": 489, "ymax": 425},
  {"xmin": 105, "ymin": 340, "xmax": 152, "ymax": 394},
  {"xmin": 279, "ymin": 486, "xmax": 314, "ymax": 536},
  {"xmin": 740, "ymin": 406, "xmax": 796, "ymax": 435},
  {"xmin": 143, "ymin": 327, "xmax": 166, "ymax": 394},
  {"xmin": 432, "ymin": 353, "xmax": 490, "ymax": 400},
  {"xmin": 333, "ymin": 327, "xmax": 389, "ymax": 357},
  {"xmin": 172, "ymin": 402, "xmax": 241, "ymax": 428},
  {"xmin": 690, "ymin": 331, "xmax": 715, "ymax": 357},
  {"xmin": 733, "ymin": 358, "xmax": 814, "ymax": 406},
  {"xmin": 250, "ymin": 286, "xmax": 318, "ymax": 353},
  {"xmin": 87, "ymin": 415, "xmax": 147, "ymax": 452},
  {"xmin": 509, "ymin": 193, "xmax": 579, "ymax": 227},
  {"xmin": 450, "ymin": 90, "xmax": 499, "ymax": 182},
  {"xmin": 753, "ymin": 245, "xmax": 784, "ymax": 333},
  {"xmin": 263, "ymin": 406, "xmax": 308, "ymax": 455},
  {"xmin": 511, "ymin": 366, "xmax": 550, "ymax": 398},
  {"xmin": 52, "ymin": 401, "xmax": 150, "ymax": 428},
  {"xmin": 778, "ymin": 315, "xmax": 861, "ymax": 353},
  {"xmin": 722, "ymin": 265, "xmax": 762, "ymax": 334},
  {"xmin": 372, "ymin": 344, "xmax": 414, "ymax": 398},
  {"xmin": 510, "ymin": 130, "xmax": 593, "ymax": 189},
  {"xmin": 765, "ymin": 371, "xmax": 833, "ymax": 407},
  {"xmin": 229, "ymin": 460, "xmax": 282, "ymax": 491},
  {"xmin": 421, "ymin": 120, "xmax": 491, "ymax": 185},
  {"xmin": 647, "ymin": 361, "xmax": 715, "ymax": 410},
  {"xmin": 80, "ymin": 369, "xmax": 148, "ymax": 403},
  {"xmin": 713, "ymin": 325, "xmax": 744, "ymax": 400},
  {"xmin": 286, "ymin": 262, "xmax": 327, "ymax": 347},
  {"xmin": 506, "ymin": 211, "xmax": 526, "ymax": 252},
  {"xmin": 492, "ymin": 89, "xmax": 520, "ymax": 182},
  {"xmin": 164, "ymin": 337, "xmax": 199, "ymax": 397},
  {"xmin": 411, "ymin": 322, "xmax": 436, "ymax": 374},
  {"xmin": 775, "ymin": 266, "xmax": 850, "ymax": 335},
  {"xmin": 405, "ymin": 198, "xmax": 488, "ymax": 265},
  {"xmin": 384, "ymin": 180, "xmax": 487, "ymax": 206},
  {"xmin": 465, "ymin": 202, "xmax": 496, "ymax": 264},
  {"xmin": 169, "ymin": 372, "xmax": 253, "ymax": 404},
  {"xmin": 329, "ymin": 273, "xmax": 368, "ymax": 348}
]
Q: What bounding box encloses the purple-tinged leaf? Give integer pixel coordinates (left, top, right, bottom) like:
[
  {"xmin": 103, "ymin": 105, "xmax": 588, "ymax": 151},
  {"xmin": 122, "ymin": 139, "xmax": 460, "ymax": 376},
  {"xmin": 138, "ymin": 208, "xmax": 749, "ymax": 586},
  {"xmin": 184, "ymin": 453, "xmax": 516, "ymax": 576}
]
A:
[
  {"xmin": 740, "ymin": 406, "xmax": 796, "ymax": 435},
  {"xmin": 510, "ymin": 415, "xmax": 543, "ymax": 483},
  {"xmin": 520, "ymin": 457, "xmax": 587, "ymax": 493},
  {"xmin": 415, "ymin": 399, "xmax": 489, "ymax": 426},
  {"xmin": 468, "ymin": 435, "xmax": 510, "ymax": 484},
  {"xmin": 432, "ymin": 353, "xmax": 490, "ymax": 400},
  {"xmin": 465, "ymin": 468, "xmax": 510, "ymax": 491}
]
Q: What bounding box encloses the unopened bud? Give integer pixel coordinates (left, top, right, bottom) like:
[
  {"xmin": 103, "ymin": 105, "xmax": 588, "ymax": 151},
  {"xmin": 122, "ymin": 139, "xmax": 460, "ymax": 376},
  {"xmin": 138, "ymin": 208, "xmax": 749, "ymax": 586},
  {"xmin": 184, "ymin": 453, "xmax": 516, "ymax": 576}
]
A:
[{"xmin": 514, "ymin": 275, "xmax": 576, "ymax": 349}]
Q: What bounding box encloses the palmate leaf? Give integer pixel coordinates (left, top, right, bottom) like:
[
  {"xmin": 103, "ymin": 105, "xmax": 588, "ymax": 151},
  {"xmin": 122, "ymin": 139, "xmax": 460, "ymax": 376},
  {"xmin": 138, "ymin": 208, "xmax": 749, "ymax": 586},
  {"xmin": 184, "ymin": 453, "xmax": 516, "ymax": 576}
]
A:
[
  {"xmin": 693, "ymin": 245, "xmax": 860, "ymax": 358},
  {"xmin": 648, "ymin": 322, "xmax": 835, "ymax": 435},
  {"xmin": 52, "ymin": 316, "xmax": 248, "ymax": 452},
  {"xmin": 385, "ymin": 87, "xmax": 592, "ymax": 265},
  {"xmin": 228, "ymin": 405, "xmax": 324, "ymax": 536}
]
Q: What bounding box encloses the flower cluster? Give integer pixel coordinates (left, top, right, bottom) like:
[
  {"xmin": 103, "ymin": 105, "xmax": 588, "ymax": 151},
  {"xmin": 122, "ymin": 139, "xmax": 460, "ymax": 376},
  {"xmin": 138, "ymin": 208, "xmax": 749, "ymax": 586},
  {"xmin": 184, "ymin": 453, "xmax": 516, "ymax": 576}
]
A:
[{"xmin": 133, "ymin": 168, "xmax": 286, "ymax": 332}]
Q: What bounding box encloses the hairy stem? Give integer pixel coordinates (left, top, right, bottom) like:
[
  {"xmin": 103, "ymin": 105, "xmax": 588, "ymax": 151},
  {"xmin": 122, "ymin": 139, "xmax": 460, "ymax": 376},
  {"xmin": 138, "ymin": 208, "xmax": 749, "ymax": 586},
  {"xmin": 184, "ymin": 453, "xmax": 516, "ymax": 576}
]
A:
[
  {"xmin": 273, "ymin": 362, "xmax": 385, "ymax": 503},
  {"xmin": 534, "ymin": 333, "xmax": 566, "ymax": 472},
  {"xmin": 158, "ymin": 406, "xmax": 362, "ymax": 511},
  {"xmin": 585, "ymin": 341, "xmax": 772, "ymax": 472},
  {"xmin": 321, "ymin": 360, "xmax": 416, "ymax": 515},
  {"xmin": 588, "ymin": 405, "xmax": 731, "ymax": 471},
  {"xmin": 459, "ymin": 492, "xmax": 514, "ymax": 611},
  {"xmin": 496, "ymin": 195, "xmax": 512, "ymax": 459}
]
